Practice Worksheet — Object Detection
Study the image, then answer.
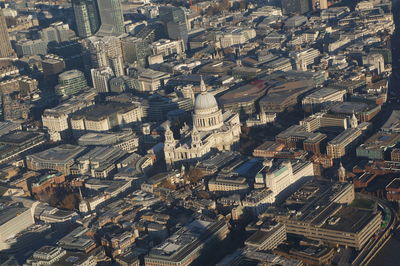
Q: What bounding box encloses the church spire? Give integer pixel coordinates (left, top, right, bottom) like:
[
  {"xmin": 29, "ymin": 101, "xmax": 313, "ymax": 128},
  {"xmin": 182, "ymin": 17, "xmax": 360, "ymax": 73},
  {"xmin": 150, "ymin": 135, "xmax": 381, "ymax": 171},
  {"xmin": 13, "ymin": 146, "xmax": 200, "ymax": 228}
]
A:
[
  {"xmin": 338, "ymin": 162, "xmax": 346, "ymax": 182},
  {"xmin": 350, "ymin": 111, "xmax": 358, "ymax": 128}
]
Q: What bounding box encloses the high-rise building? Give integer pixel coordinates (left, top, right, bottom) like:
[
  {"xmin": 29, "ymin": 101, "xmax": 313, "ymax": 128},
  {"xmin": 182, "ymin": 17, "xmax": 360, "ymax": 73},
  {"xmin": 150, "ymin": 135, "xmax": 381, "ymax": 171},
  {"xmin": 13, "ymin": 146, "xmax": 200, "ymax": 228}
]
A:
[
  {"xmin": 0, "ymin": 9, "xmax": 14, "ymax": 58},
  {"xmin": 281, "ymin": 0, "xmax": 312, "ymax": 15},
  {"xmin": 96, "ymin": 0, "xmax": 125, "ymax": 36},
  {"xmin": 108, "ymin": 55, "xmax": 124, "ymax": 77},
  {"xmin": 391, "ymin": 0, "xmax": 400, "ymax": 93},
  {"xmin": 91, "ymin": 67, "xmax": 114, "ymax": 93},
  {"xmin": 55, "ymin": 69, "xmax": 88, "ymax": 98},
  {"xmin": 81, "ymin": 36, "xmax": 122, "ymax": 70},
  {"xmin": 72, "ymin": 0, "xmax": 100, "ymax": 38},
  {"xmin": 121, "ymin": 36, "xmax": 150, "ymax": 67},
  {"xmin": 14, "ymin": 39, "xmax": 47, "ymax": 57},
  {"xmin": 158, "ymin": 6, "xmax": 188, "ymax": 46}
]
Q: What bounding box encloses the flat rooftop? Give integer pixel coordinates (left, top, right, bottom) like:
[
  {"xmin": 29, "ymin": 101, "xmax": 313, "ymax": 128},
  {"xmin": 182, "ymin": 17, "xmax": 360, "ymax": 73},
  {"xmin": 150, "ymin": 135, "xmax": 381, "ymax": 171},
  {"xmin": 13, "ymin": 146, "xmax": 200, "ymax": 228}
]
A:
[
  {"xmin": 382, "ymin": 110, "xmax": 400, "ymax": 132},
  {"xmin": 71, "ymin": 102, "xmax": 137, "ymax": 121},
  {"xmin": 328, "ymin": 128, "xmax": 360, "ymax": 145},
  {"xmin": 330, "ymin": 101, "xmax": 370, "ymax": 114},
  {"xmin": 304, "ymin": 88, "xmax": 344, "ymax": 99},
  {"xmin": 358, "ymin": 132, "xmax": 400, "ymax": 150},
  {"xmin": 321, "ymin": 207, "xmax": 378, "ymax": 233},
  {"xmin": 0, "ymin": 205, "xmax": 29, "ymax": 226},
  {"xmin": 0, "ymin": 131, "xmax": 42, "ymax": 145},
  {"xmin": 28, "ymin": 145, "xmax": 86, "ymax": 163}
]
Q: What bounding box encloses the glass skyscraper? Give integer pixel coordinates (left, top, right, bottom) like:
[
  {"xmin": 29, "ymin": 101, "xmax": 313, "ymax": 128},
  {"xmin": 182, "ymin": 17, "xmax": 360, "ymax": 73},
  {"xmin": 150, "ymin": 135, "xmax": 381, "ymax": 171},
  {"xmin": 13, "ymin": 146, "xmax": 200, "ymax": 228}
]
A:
[
  {"xmin": 72, "ymin": 0, "xmax": 100, "ymax": 38},
  {"xmin": 0, "ymin": 9, "xmax": 14, "ymax": 58},
  {"xmin": 96, "ymin": 0, "xmax": 125, "ymax": 36},
  {"xmin": 391, "ymin": 0, "xmax": 400, "ymax": 93},
  {"xmin": 159, "ymin": 6, "xmax": 188, "ymax": 47}
]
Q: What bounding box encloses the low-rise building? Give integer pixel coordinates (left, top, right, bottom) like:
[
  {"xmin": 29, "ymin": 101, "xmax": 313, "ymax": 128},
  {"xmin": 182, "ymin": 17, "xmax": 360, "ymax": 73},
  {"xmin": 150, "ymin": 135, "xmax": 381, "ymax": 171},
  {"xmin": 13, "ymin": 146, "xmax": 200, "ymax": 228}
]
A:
[
  {"xmin": 58, "ymin": 226, "xmax": 96, "ymax": 253},
  {"xmin": 208, "ymin": 175, "xmax": 249, "ymax": 194},
  {"xmin": 356, "ymin": 132, "xmax": 400, "ymax": 160},
  {"xmin": 26, "ymin": 145, "xmax": 87, "ymax": 175},
  {"xmin": 25, "ymin": 246, "xmax": 96, "ymax": 266},
  {"xmin": 245, "ymin": 222, "xmax": 286, "ymax": 251},
  {"xmin": 42, "ymin": 90, "xmax": 97, "ymax": 141},
  {"xmin": 0, "ymin": 131, "xmax": 46, "ymax": 164},
  {"xmin": 327, "ymin": 128, "xmax": 363, "ymax": 159},
  {"xmin": 145, "ymin": 219, "xmax": 229, "ymax": 266},
  {"xmin": 78, "ymin": 130, "xmax": 139, "ymax": 152},
  {"xmin": 74, "ymin": 146, "xmax": 127, "ymax": 178},
  {"xmin": 302, "ymin": 88, "xmax": 346, "ymax": 113},
  {"xmin": 70, "ymin": 102, "xmax": 143, "ymax": 138}
]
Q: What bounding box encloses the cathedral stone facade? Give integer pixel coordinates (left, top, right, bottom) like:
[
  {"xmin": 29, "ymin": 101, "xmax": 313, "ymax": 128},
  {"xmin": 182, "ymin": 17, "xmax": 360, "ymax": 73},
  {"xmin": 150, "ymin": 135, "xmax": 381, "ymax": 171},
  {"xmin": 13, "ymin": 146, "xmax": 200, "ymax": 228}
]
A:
[{"xmin": 164, "ymin": 79, "xmax": 241, "ymax": 165}]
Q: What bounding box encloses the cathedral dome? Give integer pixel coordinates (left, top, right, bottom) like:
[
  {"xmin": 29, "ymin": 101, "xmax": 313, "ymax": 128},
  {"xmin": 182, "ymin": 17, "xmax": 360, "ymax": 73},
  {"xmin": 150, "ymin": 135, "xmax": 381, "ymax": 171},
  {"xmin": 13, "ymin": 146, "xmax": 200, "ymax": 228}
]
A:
[{"xmin": 194, "ymin": 92, "xmax": 218, "ymax": 111}]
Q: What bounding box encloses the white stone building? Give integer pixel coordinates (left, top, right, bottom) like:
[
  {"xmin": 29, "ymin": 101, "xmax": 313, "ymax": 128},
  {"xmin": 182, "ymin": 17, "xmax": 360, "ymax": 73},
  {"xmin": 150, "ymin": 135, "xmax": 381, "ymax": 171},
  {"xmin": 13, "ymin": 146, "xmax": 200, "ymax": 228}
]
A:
[{"xmin": 164, "ymin": 78, "xmax": 241, "ymax": 165}]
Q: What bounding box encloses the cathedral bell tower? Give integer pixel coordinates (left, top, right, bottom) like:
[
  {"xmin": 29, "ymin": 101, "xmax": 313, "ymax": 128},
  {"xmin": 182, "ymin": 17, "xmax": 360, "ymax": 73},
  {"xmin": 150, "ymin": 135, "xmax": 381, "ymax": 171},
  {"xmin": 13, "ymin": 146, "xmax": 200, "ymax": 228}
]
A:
[
  {"xmin": 191, "ymin": 126, "xmax": 202, "ymax": 148},
  {"xmin": 164, "ymin": 125, "xmax": 175, "ymax": 147}
]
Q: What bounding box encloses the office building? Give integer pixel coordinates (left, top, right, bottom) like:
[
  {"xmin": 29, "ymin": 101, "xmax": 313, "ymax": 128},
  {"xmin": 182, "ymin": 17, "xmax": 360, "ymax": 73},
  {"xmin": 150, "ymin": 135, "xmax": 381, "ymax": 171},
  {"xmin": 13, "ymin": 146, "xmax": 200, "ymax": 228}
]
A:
[
  {"xmin": 276, "ymin": 180, "xmax": 379, "ymax": 250},
  {"xmin": 254, "ymin": 160, "xmax": 315, "ymax": 202},
  {"xmin": 159, "ymin": 6, "xmax": 188, "ymax": 46},
  {"xmin": 75, "ymin": 146, "xmax": 127, "ymax": 178},
  {"xmin": 82, "ymin": 36, "xmax": 109, "ymax": 69},
  {"xmin": 392, "ymin": 0, "xmax": 400, "ymax": 92},
  {"xmin": 290, "ymin": 48, "xmax": 320, "ymax": 71},
  {"xmin": 121, "ymin": 36, "xmax": 149, "ymax": 67},
  {"xmin": 0, "ymin": 9, "xmax": 14, "ymax": 58},
  {"xmin": 25, "ymin": 245, "xmax": 97, "ymax": 266},
  {"xmin": 78, "ymin": 130, "xmax": 139, "ymax": 152},
  {"xmin": 42, "ymin": 90, "xmax": 97, "ymax": 141},
  {"xmin": 302, "ymin": 88, "xmax": 346, "ymax": 113},
  {"xmin": 281, "ymin": 0, "xmax": 312, "ymax": 15},
  {"xmin": 26, "ymin": 144, "xmax": 87, "ymax": 175},
  {"xmin": 0, "ymin": 199, "xmax": 37, "ymax": 250},
  {"xmin": 276, "ymin": 125, "xmax": 327, "ymax": 154},
  {"xmin": 39, "ymin": 23, "xmax": 75, "ymax": 44},
  {"xmin": 55, "ymin": 69, "xmax": 88, "ymax": 98},
  {"xmin": 58, "ymin": 226, "xmax": 97, "ymax": 253},
  {"xmin": 91, "ymin": 67, "xmax": 114, "ymax": 93},
  {"xmin": 356, "ymin": 132, "xmax": 400, "ymax": 160},
  {"xmin": 145, "ymin": 219, "xmax": 229, "ymax": 266},
  {"xmin": 208, "ymin": 176, "xmax": 249, "ymax": 194},
  {"xmin": 70, "ymin": 102, "xmax": 143, "ymax": 137},
  {"xmin": 137, "ymin": 69, "xmax": 170, "ymax": 92},
  {"xmin": 42, "ymin": 55, "xmax": 66, "ymax": 87},
  {"xmin": 96, "ymin": 0, "xmax": 125, "ymax": 35},
  {"xmin": 0, "ymin": 131, "xmax": 46, "ymax": 164},
  {"xmin": 108, "ymin": 55, "xmax": 124, "ymax": 77},
  {"xmin": 72, "ymin": 0, "xmax": 100, "ymax": 38},
  {"xmin": 245, "ymin": 222, "xmax": 286, "ymax": 251},
  {"xmin": 151, "ymin": 39, "xmax": 185, "ymax": 57},
  {"xmin": 327, "ymin": 128, "xmax": 363, "ymax": 159},
  {"xmin": 300, "ymin": 113, "xmax": 348, "ymax": 132},
  {"xmin": 217, "ymin": 29, "xmax": 257, "ymax": 48},
  {"xmin": 15, "ymin": 39, "xmax": 47, "ymax": 57}
]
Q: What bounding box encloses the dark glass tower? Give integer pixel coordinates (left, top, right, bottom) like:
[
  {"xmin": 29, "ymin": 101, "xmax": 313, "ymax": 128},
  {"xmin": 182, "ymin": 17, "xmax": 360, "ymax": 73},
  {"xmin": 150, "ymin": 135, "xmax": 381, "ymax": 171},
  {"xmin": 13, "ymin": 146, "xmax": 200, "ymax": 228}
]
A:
[
  {"xmin": 281, "ymin": 0, "xmax": 312, "ymax": 15},
  {"xmin": 391, "ymin": 0, "xmax": 400, "ymax": 93},
  {"xmin": 72, "ymin": 0, "xmax": 100, "ymax": 38},
  {"xmin": 159, "ymin": 6, "xmax": 188, "ymax": 47}
]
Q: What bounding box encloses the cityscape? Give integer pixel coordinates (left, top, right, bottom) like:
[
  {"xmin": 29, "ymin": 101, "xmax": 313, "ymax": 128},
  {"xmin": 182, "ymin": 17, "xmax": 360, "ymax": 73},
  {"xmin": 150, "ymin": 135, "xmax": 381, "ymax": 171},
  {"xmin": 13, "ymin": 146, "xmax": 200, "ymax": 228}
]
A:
[{"xmin": 0, "ymin": 0, "xmax": 398, "ymax": 265}]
